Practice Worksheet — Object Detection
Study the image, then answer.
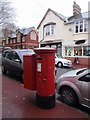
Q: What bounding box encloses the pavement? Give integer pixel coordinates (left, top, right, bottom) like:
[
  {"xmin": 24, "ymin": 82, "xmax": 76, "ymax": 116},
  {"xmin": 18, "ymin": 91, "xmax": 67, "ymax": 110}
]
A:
[
  {"xmin": 2, "ymin": 75, "xmax": 89, "ymax": 119},
  {"xmin": 72, "ymin": 63, "xmax": 89, "ymax": 69},
  {"xmin": 1, "ymin": 63, "xmax": 90, "ymax": 119}
]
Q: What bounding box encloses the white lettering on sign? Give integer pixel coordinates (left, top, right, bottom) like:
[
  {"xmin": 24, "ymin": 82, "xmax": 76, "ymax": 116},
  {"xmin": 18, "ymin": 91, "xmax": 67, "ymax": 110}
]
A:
[{"xmin": 37, "ymin": 63, "xmax": 41, "ymax": 72}]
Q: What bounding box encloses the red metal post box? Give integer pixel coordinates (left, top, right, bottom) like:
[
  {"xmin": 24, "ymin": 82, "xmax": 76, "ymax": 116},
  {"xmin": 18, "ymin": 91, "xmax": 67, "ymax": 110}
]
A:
[
  {"xmin": 23, "ymin": 54, "xmax": 36, "ymax": 90},
  {"xmin": 34, "ymin": 48, "xmax": 57, "ymax": 109}
]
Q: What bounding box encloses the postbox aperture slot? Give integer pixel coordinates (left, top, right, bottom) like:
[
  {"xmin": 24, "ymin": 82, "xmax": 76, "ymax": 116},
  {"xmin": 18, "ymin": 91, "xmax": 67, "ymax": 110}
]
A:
[{"xmin": 36, "ymin": 57, "xmax": 42, "ymax": 60}]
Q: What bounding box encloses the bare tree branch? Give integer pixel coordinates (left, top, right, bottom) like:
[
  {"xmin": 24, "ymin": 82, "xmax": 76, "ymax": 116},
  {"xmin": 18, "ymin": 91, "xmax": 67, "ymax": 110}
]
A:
[{"xmin": 0, "ymin": 0, "xmax": 16, "ymax": 26}]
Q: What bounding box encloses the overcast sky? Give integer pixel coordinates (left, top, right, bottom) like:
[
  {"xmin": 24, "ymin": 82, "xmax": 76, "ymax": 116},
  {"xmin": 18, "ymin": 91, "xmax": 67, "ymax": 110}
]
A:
[{"xmin": 12, "ymin": 0, "xmax": 89, "ymax": 28}]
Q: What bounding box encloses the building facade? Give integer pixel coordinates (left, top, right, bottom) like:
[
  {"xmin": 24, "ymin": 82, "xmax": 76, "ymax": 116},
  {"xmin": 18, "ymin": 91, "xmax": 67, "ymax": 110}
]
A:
[
  {"xmin": 37, "ymin": 2, "xmax": 90, "ymax": 66},
  {"xmin": 2, "ymin": 27, "xmax": 39, "ymax": 49}
]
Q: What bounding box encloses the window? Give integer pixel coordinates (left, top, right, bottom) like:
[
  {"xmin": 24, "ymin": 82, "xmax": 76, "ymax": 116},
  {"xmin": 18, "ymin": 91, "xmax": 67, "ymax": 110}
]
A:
[
  {"xmin": 6, "ymin": 38, "xmax": 9, "ymax": 44},
  {"xmin": 84, "ymin": 20, "xmax": 88, "ymax": 32},
  {"xmin": 79, "ymin": 20, "xmax": 83, "ymax": 32},
  {"xmin": 12, "ymin": 52, "xmax": 20, "ymax": 61},
  {"xmin": 83, "ymin": 46, "xmax": 90, "ymax": 56},
  {"xmin": 74, "ymin": 20, "xmax": 88, "ymax": 33},
  {"xmin": 13, "ymin": 39, "xmax": 16, "ymax": 43},
  {"xmin": 30, "ymin": 31, "xmax": 36, "ymax": 40},
  {"xmin": 10, "ymin": 39, "xmax": 12, "ymax": 44},
  {"xmin": 65, "ymin": 47, "xmax": 72, "ymax": 56},
  {"xmin": 17, "ymin": 33, "xmax": 21, "ymax": 42},
  {"xmin": 44, "ymin": 24, "xmax": 55, "ymax": 36},
  {"xmin": 74, "ymin": 47, "xmax": 82, "ymax": 56},
  {"xmin": 22, "ymin": 36, "xmax": 25, "ymax": 42},
  {"xmin": 5, "ymin": 52, "xmax": 13, "ymax": 60}
]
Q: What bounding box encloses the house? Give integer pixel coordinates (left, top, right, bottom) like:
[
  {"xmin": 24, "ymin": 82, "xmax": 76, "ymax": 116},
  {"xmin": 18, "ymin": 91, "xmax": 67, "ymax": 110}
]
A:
[
  {"xmin": 37, "ymin": 2, "xmax": 90, "ymax": 66},
  {"xmin": 2, "ymin": 27, "xmax": 39, "ymax": 49}
]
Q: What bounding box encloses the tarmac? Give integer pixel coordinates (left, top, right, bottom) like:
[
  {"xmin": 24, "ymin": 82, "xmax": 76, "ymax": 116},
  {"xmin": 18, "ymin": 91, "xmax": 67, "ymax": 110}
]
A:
[{"xmin": 1, "ymin": 64, "xmax": 90, "ymax": 119}]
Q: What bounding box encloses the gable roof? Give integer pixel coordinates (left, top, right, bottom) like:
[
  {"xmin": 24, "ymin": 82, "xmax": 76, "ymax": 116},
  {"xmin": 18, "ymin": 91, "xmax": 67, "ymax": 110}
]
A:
[
  {"xmin": 8, "ymin": 27, "xmax": 37, "ymax": 39},
  {"xmin": 37, "ymin": 8, "xmax": 90, "ymax": 28},
  {"xmin": 37, "ymin": 8, "xmax": 67, "ymax": 29}
]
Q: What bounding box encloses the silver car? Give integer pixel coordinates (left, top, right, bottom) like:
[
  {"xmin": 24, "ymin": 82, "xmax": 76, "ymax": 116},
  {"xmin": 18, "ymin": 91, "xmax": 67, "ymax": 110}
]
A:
[{"xmin": 56, "ymin": 68, "xmax": 90, "ymax": 108}]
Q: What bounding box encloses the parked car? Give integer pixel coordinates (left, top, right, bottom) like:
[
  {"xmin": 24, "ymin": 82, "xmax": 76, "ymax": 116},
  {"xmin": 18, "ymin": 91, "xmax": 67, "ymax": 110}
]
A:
[
  {"xmin": 2, "ymin": 49, "xmax": 57, "ymax": 82},
  {"xmin": 55, "ymin": 68, "xmax": 90, "ymax": 108},
  {"xmin": 55, "ymin": 55, "xmax": 72, "ymax": 67},
  {"xmin": 55, "ymin": 66, "xmax": 57, "ymax": 75},
  {"xmin": 1, "ymin": 49, "xmax": 35, "ymax": 82},
  {"xmin": 0, "ymin": 46, "xmax": 12, "ymax": 53}
]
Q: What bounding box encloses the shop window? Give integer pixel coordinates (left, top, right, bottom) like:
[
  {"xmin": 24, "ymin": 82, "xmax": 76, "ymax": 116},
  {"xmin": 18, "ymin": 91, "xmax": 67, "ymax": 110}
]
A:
[
  {"xmin": 74, "ymin": 47, "xmax": 82, "ymax": 56},
  {"xmin": 83, "ymin": 46, "xmax": 90, "ymax": 56},
  {"xmin": 65, "ymin": 47, "xmax": 72, "ymax": 56}
]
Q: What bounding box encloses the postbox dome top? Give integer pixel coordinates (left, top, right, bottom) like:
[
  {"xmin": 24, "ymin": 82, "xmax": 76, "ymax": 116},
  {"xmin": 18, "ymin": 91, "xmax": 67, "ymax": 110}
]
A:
[{"xmin": 34, "ymin": 47, "xmax": 57, "ymax": 53}]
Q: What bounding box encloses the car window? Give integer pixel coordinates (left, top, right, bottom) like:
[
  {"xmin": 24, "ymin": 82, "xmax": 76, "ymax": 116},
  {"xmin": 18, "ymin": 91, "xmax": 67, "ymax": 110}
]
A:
[
  {"xmin": 76, "ymin": 68, "xmax": 88, "ymax": 75},
  {"xmin": 5, "ymin": 51, "xmax": 13, "ymax": 60},
  {"xmin": 2, "ymin": 51, "xmax": 7, "ymax": 58},
  {"xmin": 12, "ymin": 52, "xmax": 20, "ymax": 60},
  {"xmin": 79, "ymin": 73, "xmax": 90, "ymax": 82},
  {"xmin": 19, "ymin": 50, "xmax": 35, "ymax": 59}
]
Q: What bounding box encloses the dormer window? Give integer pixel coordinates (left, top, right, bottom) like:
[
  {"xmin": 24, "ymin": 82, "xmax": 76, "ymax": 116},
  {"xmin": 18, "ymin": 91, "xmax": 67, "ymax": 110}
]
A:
[
  {"xmin": 44, "ymin": 23, "xmax": 56, "ymax": 36},
  {"xmin": 74, "ymin": 19, "xmax": 88, "ymax": 33}
]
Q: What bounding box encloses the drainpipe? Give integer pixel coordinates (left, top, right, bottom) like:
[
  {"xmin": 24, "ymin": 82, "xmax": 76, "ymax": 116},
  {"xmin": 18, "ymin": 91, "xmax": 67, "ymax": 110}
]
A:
[{"xmin": 38, "ymin": 39, "xmax": 44, "ymax": 48}]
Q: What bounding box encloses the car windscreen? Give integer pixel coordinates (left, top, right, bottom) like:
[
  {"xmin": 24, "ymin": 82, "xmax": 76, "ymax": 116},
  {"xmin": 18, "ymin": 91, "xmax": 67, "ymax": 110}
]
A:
[
  {"xmin": 19, "ymin": 50, "xmax": 35, "ymax": 59},
  {"xmin": 76, "ymin": 68, "xmax": 88, "ymax": 75}
]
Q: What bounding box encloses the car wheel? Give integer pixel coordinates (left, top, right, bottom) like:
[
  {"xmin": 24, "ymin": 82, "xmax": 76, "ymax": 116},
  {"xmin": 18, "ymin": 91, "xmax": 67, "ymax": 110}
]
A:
[
  {"xmin": 2, "ymin": 66, "xmax": 7, "ymax": 74},
  {"xmin": 60, "ymin": 87, "xmax": 78, "ymax": 106},
  {"xmin": 57, "ymin": 62, "xmax": 63, "ymax": 68}
]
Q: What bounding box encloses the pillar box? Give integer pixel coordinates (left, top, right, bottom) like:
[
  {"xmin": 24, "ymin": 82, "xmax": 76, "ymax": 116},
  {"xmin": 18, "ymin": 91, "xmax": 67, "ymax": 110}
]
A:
[
  {"xmin": 23, "ymin": 54, "xmax": 36, "ymax": 90},
  {"xmin": 34, "ymin": 48, "xmax": 57, "ymax": 109}
]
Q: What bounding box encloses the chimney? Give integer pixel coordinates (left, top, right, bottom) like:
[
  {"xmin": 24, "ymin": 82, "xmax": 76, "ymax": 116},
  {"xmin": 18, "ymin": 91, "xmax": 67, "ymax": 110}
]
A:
[{"xmin": 73, "ymin": 1, "xmax": 81, "ymax": 16}]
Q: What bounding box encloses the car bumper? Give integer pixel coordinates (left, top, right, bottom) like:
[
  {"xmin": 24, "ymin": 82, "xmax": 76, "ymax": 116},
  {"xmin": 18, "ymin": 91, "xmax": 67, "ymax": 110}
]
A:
[{"xmin": 63, "ymin": 63, "xmax": 72, "ymax": 67}]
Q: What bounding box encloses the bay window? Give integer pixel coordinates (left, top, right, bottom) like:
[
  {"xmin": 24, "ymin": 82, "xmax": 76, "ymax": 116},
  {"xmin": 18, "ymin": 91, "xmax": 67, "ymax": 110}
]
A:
[
  {"xmin": 44, "ymin": 23, "xmax": 55, "ymax": 36},
  {"xmin": 74, "ymin": 19, "xmax": 88, "ymax": 33}
]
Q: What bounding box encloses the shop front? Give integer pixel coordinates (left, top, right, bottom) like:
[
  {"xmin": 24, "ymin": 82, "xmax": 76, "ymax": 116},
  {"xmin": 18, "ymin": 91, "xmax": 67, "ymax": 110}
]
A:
[{"xmin": 63, "ymin": 40, "xmax": 90, "ymax": 66}]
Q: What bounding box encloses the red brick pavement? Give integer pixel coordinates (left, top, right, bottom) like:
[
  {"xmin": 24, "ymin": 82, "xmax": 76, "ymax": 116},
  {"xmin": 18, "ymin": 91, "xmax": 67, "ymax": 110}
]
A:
[{"xmin": 2, "ymin": 75, "xmax": 89, "ymax": 119}]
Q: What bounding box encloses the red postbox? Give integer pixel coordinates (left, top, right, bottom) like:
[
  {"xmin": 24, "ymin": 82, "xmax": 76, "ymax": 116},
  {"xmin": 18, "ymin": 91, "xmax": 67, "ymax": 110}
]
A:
[
  {"xmin": 34, "ymin": 48, "xmax": 57, "ymax": 109},
  {"xmin": 23, "ymin": 54, "xmax": 36, "ymax": 90}
]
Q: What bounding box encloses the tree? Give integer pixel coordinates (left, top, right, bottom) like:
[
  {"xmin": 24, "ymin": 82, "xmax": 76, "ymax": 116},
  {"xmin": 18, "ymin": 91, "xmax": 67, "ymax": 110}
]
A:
[{"xmin": 0, "ymin": 0, "xmax": 15, "ymax": 26}]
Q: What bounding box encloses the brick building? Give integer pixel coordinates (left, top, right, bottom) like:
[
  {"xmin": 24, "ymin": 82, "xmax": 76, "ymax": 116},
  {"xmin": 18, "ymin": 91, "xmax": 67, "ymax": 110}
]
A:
[{"xmin": 2, "ymin": 27, "xmax": 38, "ymax": 49}]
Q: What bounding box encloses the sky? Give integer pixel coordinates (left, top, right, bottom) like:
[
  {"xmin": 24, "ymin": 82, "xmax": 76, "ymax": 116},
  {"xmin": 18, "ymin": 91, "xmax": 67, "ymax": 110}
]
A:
[{"xmin": 11, "ymin": 0, "xmax": 90, "ymax": 29}]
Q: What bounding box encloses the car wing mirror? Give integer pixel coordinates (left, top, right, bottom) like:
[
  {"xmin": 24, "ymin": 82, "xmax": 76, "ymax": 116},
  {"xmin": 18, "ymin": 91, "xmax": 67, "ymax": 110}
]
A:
[{"xmin": 15, "ymin": 59, "xmax": 21, "ymax": 63}]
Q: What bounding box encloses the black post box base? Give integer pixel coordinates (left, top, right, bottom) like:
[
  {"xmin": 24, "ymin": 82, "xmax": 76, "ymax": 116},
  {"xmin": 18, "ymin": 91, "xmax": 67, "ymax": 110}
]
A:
[{"xmin": 36, "ymin": 93, "xmax": 55, "ymax": 109}]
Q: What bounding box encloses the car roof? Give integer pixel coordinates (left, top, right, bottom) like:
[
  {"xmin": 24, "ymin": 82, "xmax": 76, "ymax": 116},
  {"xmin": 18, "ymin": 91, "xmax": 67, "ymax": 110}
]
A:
[{"xmin": 3, "ymin": 49, "xmax": 34, "ymax": 53}]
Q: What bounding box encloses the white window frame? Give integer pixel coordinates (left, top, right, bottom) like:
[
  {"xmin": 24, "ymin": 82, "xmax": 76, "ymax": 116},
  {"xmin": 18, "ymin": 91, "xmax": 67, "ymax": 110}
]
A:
[
  {"xmin": 30, "ymin": 31, "xmax": 36, "ymax": 40},
  {"xmin": 44, "ymin": 24, "xmax": 55, "ymax": 36},
  {"xmin": 17, "ymin": 33, "xmax": 21, "ymax": 43},
  {"xmin": 6, "ymin": 38, "xmax": 9, "ymax": 44},
  {"xmin": 13, "ymin": 39, "xmax": 16, "ymax": 43},
  {"xmin": 74, "ymin": 19, "xmax": 88, "ymax": 34},
  {"xmin": 22, "ymin": 36, "xmax": 26, "ymax": 42}
]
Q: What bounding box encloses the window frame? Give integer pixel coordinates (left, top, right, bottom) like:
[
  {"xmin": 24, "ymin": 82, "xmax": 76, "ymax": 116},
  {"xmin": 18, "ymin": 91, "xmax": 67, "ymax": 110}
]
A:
[
  {"xmin": 44, "ymin": 23, "xmax": 55, "ymax": 37},
  {"xmin": 74, "ymin": 19, "xmax": 88, "ymax": 34}
]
